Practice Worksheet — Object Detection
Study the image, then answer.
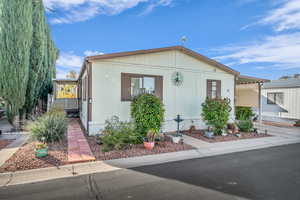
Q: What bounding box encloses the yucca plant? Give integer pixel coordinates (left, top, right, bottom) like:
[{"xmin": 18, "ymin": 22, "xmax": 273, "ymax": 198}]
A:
[{"xmin": 29, "ymin": 108, "xmax": 67, "ymax": 143}]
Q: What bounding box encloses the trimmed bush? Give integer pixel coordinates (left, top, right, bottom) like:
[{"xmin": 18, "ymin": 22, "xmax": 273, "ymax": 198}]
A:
[
  {"xmin": 131, "ymin": 94, "xmax": 165, "ymax": 136},
  {"xmin": 235, "ymin": 106, "xmax": 254, "ymax": 120},
  {"xmin": 201, "ymin": 98, "xmax": 232, "ymax": 135},
  {"xmin": 101, "ymin": 116, "xmax": 142, "ymax": 152},
  {"xmin": 237, "ymin": 120, "xmax": 253, "ymax": 132},
  {"xmin": 29, "ymin": 108, "xmax": 67, "ymax": 143}
]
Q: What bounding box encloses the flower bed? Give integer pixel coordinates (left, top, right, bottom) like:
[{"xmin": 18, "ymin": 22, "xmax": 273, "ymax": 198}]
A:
[
  {"xmin": 0, "ymin": 139, "xmax": 15, "ymax": 150},
  {"xmin": 0, "ymin": 139, "xmax": 67, "ymax": 173},
  {"xmin": 86, "ymin": 135, "xmax": 194, "ymax": 161},
  {"xmin": 184, "ymin": 130, "xmax": 271, "ymax": 143}
]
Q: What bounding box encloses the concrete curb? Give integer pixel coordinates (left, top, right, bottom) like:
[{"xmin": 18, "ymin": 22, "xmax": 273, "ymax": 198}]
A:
[{"xmin": 1, "ymin": 137, "xmax": 300, "ymax": 187}]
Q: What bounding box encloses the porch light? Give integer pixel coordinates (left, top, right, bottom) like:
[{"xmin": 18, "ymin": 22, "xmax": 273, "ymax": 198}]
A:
[{"xmin": 174, "ymin": 114, "xmax": 184, "ymax": 137}]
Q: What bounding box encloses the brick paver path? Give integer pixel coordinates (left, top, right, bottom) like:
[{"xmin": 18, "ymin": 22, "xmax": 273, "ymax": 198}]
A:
[{"xmin": 67, "ymin": 120, "xmax": 95, "ymax": 163}]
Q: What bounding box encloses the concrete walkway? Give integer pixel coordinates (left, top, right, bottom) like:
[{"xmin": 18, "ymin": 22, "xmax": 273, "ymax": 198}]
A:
[
  {"xmin": 67, "ymin": 120, "xmax": 95, "ymax": 163},
  {"xmin": 0, "ymin": 134, "xmax": 28, "ymax": 167},
  {"xmin": 0, "ymin": 119, "xmax": 13, "ymax": 133}
]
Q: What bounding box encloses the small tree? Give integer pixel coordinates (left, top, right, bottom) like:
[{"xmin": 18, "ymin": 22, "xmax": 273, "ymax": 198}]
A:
[
  {"xmin": 131, "ymin": 94, "xmax": 165, "ymax": 136},
  {"xmin": 66, "ymin": 70, "xmax": 77, "ymax": 79},
  {"xmin": 201, "ymin": 98, "xmax": 231, "ymax": 135}
]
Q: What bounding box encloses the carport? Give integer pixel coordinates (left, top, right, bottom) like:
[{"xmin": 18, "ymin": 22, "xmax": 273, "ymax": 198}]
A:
[{"xmin": 236, "ymin": 75, "xmax": 269, "ymax": 125}]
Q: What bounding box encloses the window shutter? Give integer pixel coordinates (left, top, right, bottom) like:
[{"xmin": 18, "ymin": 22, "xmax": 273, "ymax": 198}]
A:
[
  {"xmin": 155, "ymin": 76, "xmax": 163, "ymax": 101},
  {"xmin": 216, "ymin": 80, "xmax": 221, "ymax": 98},
  {"xmin": 207, "ymin": 80, "xmax": 212, "ymax": 98},
  {"xmin": 121, "ymin": 73, "xmax": 131, "ymax": 101}
]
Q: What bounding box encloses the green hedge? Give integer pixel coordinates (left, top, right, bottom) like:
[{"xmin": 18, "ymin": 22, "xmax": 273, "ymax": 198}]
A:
[{"xmin": 131, "ymin": 94, "xmax": 165, "ymax": 136}]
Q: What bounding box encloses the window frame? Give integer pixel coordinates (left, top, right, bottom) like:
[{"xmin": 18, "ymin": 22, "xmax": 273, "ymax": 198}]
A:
[
  {"xmin": 207, "ymin": 79, "xmax": 221, "ymax": 99},
  {"xmin": 121, "ymin": 73, "xmax": 163, "ymax": 101},
  {"xmin": 267, "ymin": 92, "xmax": 284, "ymax": 105}
]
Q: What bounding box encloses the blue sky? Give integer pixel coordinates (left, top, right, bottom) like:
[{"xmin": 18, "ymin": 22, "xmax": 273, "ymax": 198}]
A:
[{"xmin": 44, "ymin": 0, "xmax": 300, "ymax": 80}]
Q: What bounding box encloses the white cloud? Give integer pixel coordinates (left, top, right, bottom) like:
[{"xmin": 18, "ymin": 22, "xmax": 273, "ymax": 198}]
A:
[
  {"xmin": 56, "ymin": 50, "xmax": 106, "ymax": 78},
  {"xmin": 56, "ymin": 52, "xmax": 83, "ymax": 68},
  {"xmin": 56, "ymin": 68, "xmax": 70, "ymax": 79},
  {"xmin": 215, "ymin": 0, "xmax": 300, "ymax": 70},
  {"xmin": 84, "ymin": 50, "xmax": 104, "ymax": 56},
  {"xmin": 50, "ymin": 5, "xmax": 100, "ymax": 24},
  {"xmin": 44, "ymin": 0, "xmax": 174, "ymax": 24},
  {"xmin": 213, "ymin": 32, "xmax": 300, "ymax": 69},
  {"xmin": 141, "ymin": 0, "xmax": 173, "ymax": 15},
  {"xmin": 259, "ymin": 0, "xmax": 300, "ymax": 31}
]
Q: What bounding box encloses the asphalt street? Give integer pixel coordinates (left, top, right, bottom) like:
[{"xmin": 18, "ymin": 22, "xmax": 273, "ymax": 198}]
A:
[{"xmin": 1, "ymin": 143, "xmax": 300, "ymax": 200}]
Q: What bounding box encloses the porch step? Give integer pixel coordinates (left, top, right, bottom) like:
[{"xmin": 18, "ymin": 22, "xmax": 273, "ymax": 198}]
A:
[{"xmin": 67, "ymin": 119, "xmax": 95, "ymax": 164}]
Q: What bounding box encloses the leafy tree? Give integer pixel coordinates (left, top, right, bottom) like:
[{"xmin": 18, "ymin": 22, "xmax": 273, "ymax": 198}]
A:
[
  {"xmin": 66, "ymin": 70, "xmax": 77, "ymax": 79},
  {"xmin": 201, "ymin": 98, "xmax": 231, "ymax": 135},
  {"xmin": 131, "ymin": 94, "xmax": 165, "ymax": 136},
  {"xmin": 0, "ymin": 0, "xmax": 33, "ymax": 122}
]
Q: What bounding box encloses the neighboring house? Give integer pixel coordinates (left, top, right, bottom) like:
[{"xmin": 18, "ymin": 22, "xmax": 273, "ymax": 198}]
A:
[
  {"xmin": 261, "ymin": 77, "xmax": 300, "ymax": 121},
  {"xmin": 77, "ymin": 46, "xmax": 241, "ymax": 135}
]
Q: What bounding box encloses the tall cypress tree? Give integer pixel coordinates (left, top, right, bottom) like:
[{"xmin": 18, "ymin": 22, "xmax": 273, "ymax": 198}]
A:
[
  {"xmin": 0, "ymin": 0, "xmax": 33, "ymax": 121},
  {"xmin": 23, "ymin": 0, "xmax": 47, "ymax": 114},
  {"xmin": 38, "ymin": 26, "xmax": 59, "ymax": 105}
]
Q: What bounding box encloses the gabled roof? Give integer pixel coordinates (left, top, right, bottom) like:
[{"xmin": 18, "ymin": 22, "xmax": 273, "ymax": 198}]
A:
[
  {"xmin": 81, "ymin": 46, "xmax": 240, "ymax": 76},
  {"xmin": 263, "ymin": 78, "xmax": 300, "ymax": 89}
]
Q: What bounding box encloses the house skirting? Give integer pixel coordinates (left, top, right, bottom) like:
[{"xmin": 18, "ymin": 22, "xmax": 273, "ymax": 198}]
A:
[{"xmin": 87, "ymin": 118, "xmax": 209, "ymax": 136}]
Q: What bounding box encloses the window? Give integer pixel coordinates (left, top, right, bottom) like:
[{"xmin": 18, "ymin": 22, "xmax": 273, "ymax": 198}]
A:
[
  {"xmin": 211, "ymin": 81, "xmax": 217, "ymax": 99},
  {"xmin": 267, "ymin": 92, "xmax": 284, "ymax": 105},
  {"xmin": 121, "ymin": 73, "xmax": 163, "ymax": 101},
  {"xmin": 131, "ymin": 77, "xmax": 155, "ymax": 97},
  {"xmin": 207, "ymin": 80, "xmax": 221, "ymax": 99}
]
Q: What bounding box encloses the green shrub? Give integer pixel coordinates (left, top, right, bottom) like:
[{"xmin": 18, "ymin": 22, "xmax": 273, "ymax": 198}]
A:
[
  {"xmin": 295, "ymin": 120, "xmax": 300, "ymax": 126},
  {"xmin": 101, "ymin": 116, "xmax": 142, "ymax": 152},
  {"xmin": 131, "ymin": 94, "xmax": 165, "ymax": 136},
  {"xmin": 237, "ymin": 120, "xmax": 253, "ymax": 132},
  {"xmin": 235, "ymin": 106, "xmax": 254, "ymax": 120},
  {"xmin": 29, "ymin": 108, "xmax": 67, "ymax": 143},
  {"xmin": 201, "ymin": 98, "xmax": 231, "ymax": 135}
]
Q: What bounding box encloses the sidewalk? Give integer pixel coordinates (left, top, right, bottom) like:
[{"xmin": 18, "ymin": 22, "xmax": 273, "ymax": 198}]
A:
[
  {"xmin": 1, "ymin": 124, "xmax": 299, "ymax": 187},
  {"xmin": 0, "ymin": 134, "xmax": 28, "ymax": 167}
]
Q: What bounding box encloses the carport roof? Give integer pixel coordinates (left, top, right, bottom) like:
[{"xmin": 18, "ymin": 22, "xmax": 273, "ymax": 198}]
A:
[{"xmin": 237, "ymin": 75, "xmax": 269, "ymax": 84}]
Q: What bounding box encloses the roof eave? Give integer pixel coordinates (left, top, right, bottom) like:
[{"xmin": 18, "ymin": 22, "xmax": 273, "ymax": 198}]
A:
[{"xmin": 85, "ymin": 46, "xmax": 240, "ymax": 76}]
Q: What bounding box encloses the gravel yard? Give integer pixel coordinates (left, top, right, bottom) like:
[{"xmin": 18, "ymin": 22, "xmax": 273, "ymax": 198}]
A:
[
  {"xmin": 87, "ymin": 135, "xmax": 194, "ymax": 161},
  {"xmin": 184, "ymin": 130, "xmax": 271, "ymax": 143},
  {"xmin": 0, "ymin": 139, "xmax": 68, "ymax": 173}
]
